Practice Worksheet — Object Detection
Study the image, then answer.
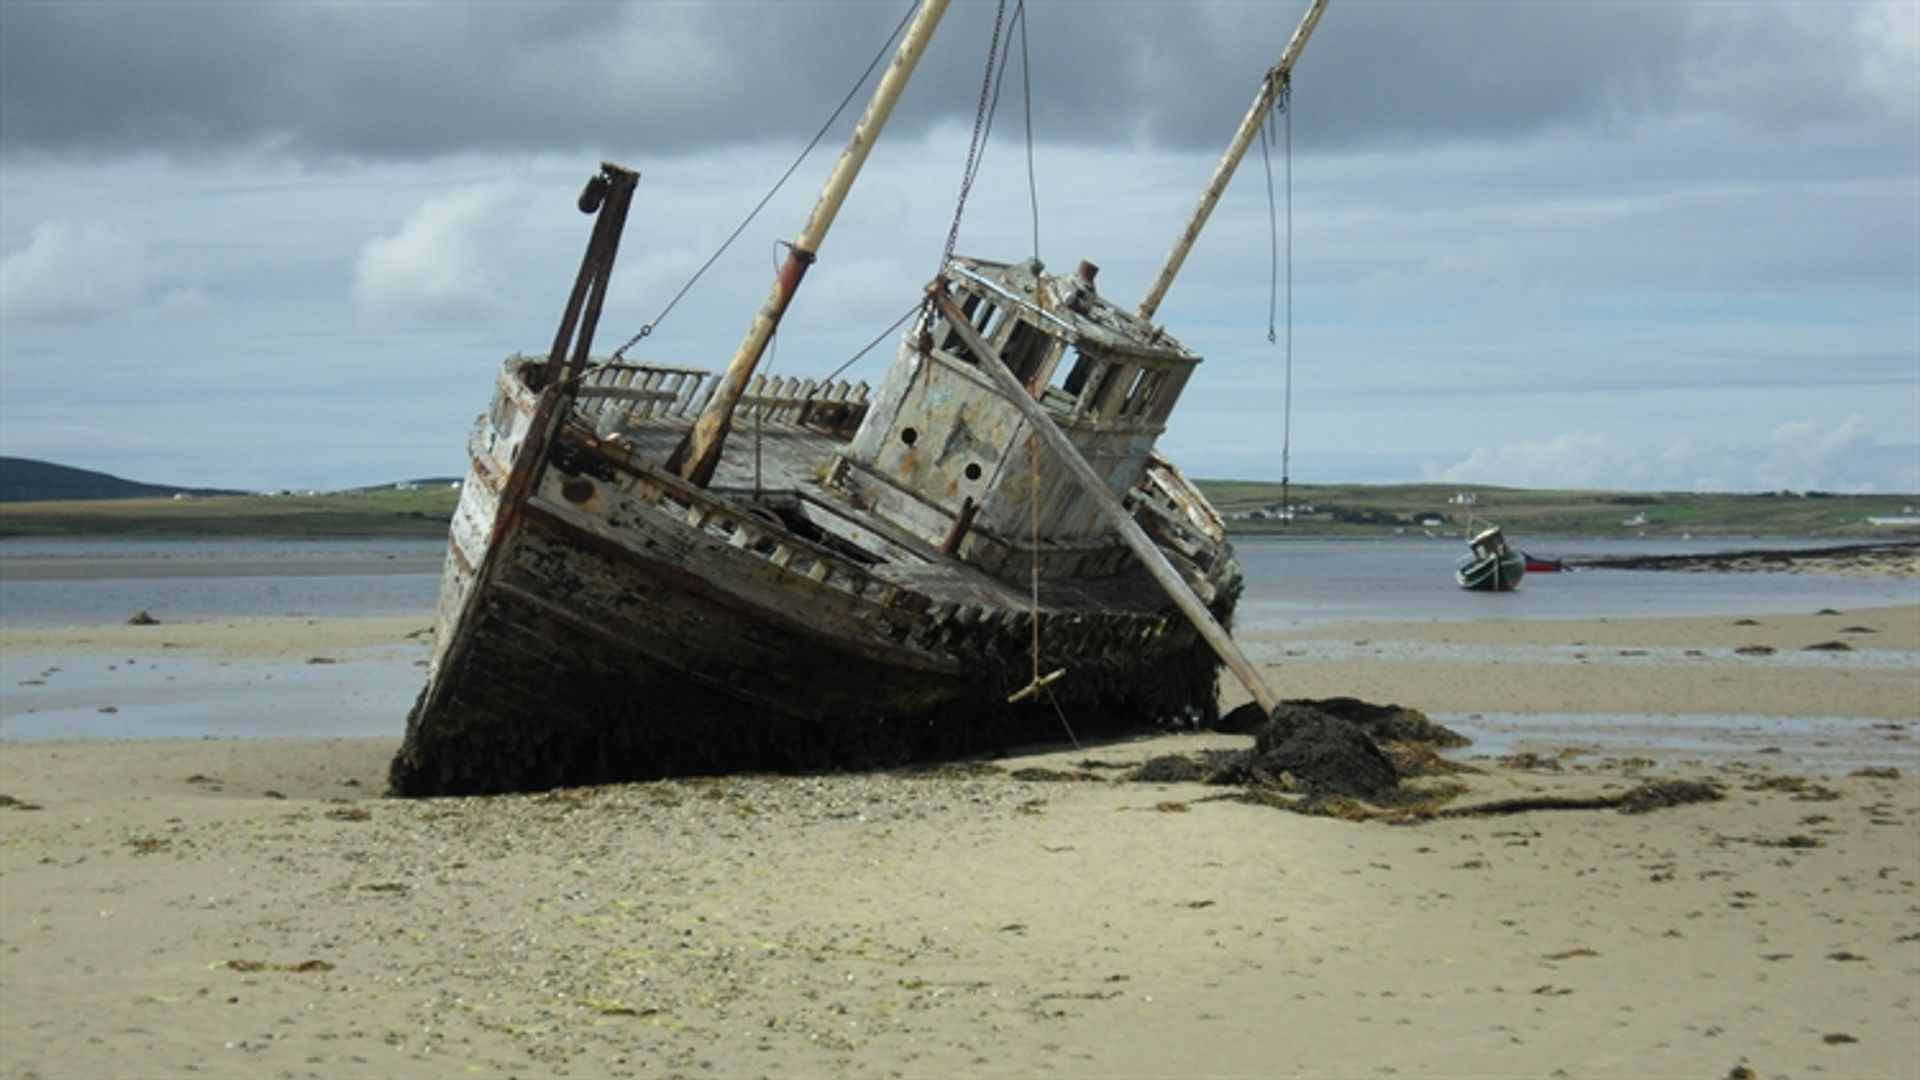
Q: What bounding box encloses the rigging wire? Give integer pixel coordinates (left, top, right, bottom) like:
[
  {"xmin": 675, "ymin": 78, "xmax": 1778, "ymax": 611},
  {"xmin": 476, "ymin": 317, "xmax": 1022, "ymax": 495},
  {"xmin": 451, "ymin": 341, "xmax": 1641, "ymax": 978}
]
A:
[
  {"xmin": 608, "ymin": 0, "xmax": 921, "ymax": 362},
  {"xmin": 1261, "ymin": 79, "xmax": 1296, "ymax": 521},
  {"xmin": 1016, "ymin": 1, "xmax": 1039, "ymax": 263},
  {"xmin": 819, "ymin": 302, "xmax": 924, "ymax": 386},
  {"xmin": 819, "ymin": 3, "xmax": 1029, "ymax": 396},
  {"xmin": 1283, "ymin": 79, "xmax": 1294, "ymax": 521},
  {"xmin": 1260, "ymin": 107, "xmax": 1279, "ymax": 344}
]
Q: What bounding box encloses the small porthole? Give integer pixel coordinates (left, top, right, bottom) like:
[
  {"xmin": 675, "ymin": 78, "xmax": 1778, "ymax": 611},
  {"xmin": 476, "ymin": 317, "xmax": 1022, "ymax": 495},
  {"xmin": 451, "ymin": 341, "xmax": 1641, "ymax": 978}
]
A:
[
  {"xmin": 964, "ymin": 463, "xmax": 982, "ymax": 481},
  {"xmin": 901, "ymin": 427, "xmax": 919, "ymax": 446}
]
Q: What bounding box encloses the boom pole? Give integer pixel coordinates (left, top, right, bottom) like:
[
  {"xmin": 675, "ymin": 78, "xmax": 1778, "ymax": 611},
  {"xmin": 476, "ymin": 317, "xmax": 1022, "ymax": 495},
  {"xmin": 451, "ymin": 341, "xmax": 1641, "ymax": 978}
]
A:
[
  {"xmin": 1136, "ymin": 0, "xmax": 1327, "ymax": 322},
  {"xmin": 674, "ymin": 0, "xmax": 951, "ymax": 487}
]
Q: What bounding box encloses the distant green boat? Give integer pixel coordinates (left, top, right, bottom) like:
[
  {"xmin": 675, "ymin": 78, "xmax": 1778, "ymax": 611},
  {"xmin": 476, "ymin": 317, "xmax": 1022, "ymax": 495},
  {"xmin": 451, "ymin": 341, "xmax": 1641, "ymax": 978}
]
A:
[{"xmin": 1456, "ymin": 525, "xmax": 1526, "ymax": 592}]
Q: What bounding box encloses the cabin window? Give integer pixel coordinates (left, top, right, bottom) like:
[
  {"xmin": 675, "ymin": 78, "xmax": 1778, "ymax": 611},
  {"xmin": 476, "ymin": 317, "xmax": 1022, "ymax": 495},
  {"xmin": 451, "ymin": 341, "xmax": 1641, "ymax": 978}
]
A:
[
  {"xmin": 1085, "ymin": 361, "xmax": 1128, "ymax": 417},
  {"xmin": 1121, "ymin": 369, "xmax": 1167, "ymax": 419},
  {"xmin": 1061, "ymin": 349, "xmax": 1097, "ymax": 396},
  {"xmin": 999, "ymin": 318, "xmax": 1052, "ymax": 384},
  {"xmin": 942, "ymin": 291, "xmax": 1003, "ymax": 366}
]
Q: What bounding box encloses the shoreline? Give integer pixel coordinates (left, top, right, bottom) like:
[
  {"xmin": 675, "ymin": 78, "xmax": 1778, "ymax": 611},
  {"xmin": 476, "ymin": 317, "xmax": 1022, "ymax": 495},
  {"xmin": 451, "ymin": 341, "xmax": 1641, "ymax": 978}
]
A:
[{"xmin": 6, "ymin": 604, "xmax": 1916, "ymax": 754}]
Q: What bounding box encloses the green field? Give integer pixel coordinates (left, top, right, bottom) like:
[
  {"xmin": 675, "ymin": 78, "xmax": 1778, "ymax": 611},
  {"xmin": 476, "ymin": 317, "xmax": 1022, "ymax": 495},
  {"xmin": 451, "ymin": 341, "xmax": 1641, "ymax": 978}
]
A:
[
  {"xmin": 0, "ymin": 487, "xmax": 461, "ymax": 539},
  {"xmin": 1, "ymin": 480, "xmax": 1914, "ymax": 540}
]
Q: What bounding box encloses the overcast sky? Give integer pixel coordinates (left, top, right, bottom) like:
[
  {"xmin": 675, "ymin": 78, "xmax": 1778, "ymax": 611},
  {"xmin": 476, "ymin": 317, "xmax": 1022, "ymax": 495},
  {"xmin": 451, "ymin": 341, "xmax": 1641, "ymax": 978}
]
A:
[{"xmin": 3, "ymin": 0, "xmax": 1915, "ymax": 494}]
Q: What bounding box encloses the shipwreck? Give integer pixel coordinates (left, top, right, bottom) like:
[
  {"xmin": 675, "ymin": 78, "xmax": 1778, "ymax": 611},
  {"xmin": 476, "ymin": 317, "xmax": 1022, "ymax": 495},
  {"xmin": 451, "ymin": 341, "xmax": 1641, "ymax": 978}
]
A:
[{"xmin": 389, "ymin": 0, "xmax": 1330, "ymax": 796}]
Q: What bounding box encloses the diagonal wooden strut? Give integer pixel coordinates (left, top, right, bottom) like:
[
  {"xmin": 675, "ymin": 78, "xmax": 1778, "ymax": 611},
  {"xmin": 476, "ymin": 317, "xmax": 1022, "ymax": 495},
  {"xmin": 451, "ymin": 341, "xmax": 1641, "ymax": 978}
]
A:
[{"xmin": 930, "ymin": 288, "xmax": 1280, "ymax": 716}]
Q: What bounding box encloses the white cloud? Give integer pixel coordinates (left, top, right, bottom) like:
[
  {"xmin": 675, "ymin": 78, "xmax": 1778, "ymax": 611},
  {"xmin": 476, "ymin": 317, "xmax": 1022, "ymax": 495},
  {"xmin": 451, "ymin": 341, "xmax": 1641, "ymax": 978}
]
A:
[
  {"xmin": 1758, "ymin": 414, "xmax": 1877, "ymax": 493},
  {"xmin": 1425, "ymin": 432, "xmax": 1634, "ymax": 491},
  {"xmin": 352, "ymin": 183, "xmax": 517, "ymax": 321},
  {"xmin": 0, "ymin": 221, "xmax": 148, "ymax": 324},
  {"xmin": 1423, "ymin": 416, "xmax": 1902, "ymax": 493},
  {"xmin": 1850, "ymin": 4, "xmax": 1919, "ymax": 129}
]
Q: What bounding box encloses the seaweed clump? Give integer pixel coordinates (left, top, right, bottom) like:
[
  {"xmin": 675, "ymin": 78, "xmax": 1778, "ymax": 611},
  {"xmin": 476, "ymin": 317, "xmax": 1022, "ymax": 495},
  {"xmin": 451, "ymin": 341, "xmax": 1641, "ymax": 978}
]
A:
[{"xmin": 1244, "ymin": 703, "xmax": 1400, "ymax": 799}]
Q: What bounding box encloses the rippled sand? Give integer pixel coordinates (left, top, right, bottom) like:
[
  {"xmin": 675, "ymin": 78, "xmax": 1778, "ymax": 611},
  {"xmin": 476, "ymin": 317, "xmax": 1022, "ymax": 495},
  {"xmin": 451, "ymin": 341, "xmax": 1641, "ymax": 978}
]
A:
[{"xmin": 2, "ymin": 601, "xmax": 1916, "ymax": 1077}]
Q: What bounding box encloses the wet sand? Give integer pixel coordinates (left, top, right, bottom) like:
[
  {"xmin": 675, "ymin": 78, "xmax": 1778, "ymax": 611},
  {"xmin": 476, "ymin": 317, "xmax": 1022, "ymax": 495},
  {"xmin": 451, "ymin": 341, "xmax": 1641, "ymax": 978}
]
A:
[
  {"xmin": 1238, "ymin": 603, "xmax": 1920, "ymax": 727},
  {"xmin": 3, "ymin": 604, "xmax": 1917, "ymax": 1077}
]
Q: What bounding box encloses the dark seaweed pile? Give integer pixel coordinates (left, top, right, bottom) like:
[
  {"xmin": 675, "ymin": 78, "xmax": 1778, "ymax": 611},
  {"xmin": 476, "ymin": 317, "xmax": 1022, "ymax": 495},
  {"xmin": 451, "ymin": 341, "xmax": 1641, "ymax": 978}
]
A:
[
  {"xmin": 1244, "ymin": 706, "xmax": 1400, "ymax": 798},
  {"xmin": 1126, "ymin": 697, "xmax": 1468, "ymax": 803}
]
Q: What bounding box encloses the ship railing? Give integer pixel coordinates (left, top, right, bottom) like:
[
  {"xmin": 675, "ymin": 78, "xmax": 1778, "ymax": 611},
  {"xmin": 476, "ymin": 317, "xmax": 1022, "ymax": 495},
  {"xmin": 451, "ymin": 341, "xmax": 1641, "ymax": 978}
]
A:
[
  {"xmin": 571, "ymin": 362, "xmax": 716, "ymax": 425},
  {"xmin": 736, "ymin": 376, "xmax": 872, "ymax": 437},
  {"xmin": 571, "ymin": 361, "xmax": 871, "ymax": 438}
]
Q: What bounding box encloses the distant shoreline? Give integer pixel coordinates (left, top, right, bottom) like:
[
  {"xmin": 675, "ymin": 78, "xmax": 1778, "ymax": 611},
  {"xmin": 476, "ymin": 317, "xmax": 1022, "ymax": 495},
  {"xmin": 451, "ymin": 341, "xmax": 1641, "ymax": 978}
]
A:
[
  {"xmin": 4, "ymin": 481, "xmax": 1917, "ymax": 540},
  {"xmin": 0, "ymin": 487, "xmax": 458, "ymax": 540}
]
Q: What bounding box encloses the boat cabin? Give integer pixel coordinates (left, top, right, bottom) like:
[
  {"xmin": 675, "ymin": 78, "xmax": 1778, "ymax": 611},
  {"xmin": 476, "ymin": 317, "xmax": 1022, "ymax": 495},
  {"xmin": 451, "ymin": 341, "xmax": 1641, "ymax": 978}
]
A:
[
  {"xmin": 834, "ymin": 256, "xmax": 1201, "ymax": 580},
  {"xmin": 1468, "ymin": 526, "xmax": 1511, "ymax": 560}
]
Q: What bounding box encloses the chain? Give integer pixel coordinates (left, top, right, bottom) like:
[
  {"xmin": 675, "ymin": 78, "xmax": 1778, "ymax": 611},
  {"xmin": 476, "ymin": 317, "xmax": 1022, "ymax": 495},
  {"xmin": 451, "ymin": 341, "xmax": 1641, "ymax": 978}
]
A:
[{"xmin": 940, "ymin": 0, "xmax": 1009, "ymax": 271}]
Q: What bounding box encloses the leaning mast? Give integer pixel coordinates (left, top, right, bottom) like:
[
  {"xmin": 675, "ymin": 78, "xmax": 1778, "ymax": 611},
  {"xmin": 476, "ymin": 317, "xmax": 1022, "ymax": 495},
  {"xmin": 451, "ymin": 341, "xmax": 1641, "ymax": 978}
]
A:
[
  {"xmin": 1136, "ymin": 0, "xmax": 1328, "ymax": 322},
  {"xmin": 675, "ymin": 0, "xmax": 951, "ymax": 487}
]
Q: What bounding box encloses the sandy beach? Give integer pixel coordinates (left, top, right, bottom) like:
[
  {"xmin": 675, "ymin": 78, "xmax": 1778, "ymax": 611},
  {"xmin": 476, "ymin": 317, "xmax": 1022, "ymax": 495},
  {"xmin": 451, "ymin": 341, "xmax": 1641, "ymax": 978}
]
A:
[{"xmin": 3, "ymin": 602, "xmax": 1918, "ymax": 1077}]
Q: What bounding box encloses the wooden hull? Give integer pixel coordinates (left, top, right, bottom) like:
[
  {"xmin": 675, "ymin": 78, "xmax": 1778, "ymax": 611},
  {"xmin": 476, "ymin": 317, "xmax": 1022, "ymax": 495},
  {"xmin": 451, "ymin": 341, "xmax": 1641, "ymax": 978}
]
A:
[
  {"xmin": 1456, "ymin": 548, "xmax": 1526, "ymax": 592},
  {"xmin": 390, "ymin": 360, "xmax": 1239, "ymax": 796}
]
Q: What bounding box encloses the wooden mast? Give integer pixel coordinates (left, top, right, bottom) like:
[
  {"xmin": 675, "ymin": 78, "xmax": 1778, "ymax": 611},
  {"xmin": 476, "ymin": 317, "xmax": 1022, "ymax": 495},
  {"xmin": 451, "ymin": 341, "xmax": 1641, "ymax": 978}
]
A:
[
  {"xmin": 1135, "ymin": 0, "xmax": 1328, "ymax": 322},
  {"xmin": 674, "ymin": 0, "xmax": 951, "ymax": 487}
]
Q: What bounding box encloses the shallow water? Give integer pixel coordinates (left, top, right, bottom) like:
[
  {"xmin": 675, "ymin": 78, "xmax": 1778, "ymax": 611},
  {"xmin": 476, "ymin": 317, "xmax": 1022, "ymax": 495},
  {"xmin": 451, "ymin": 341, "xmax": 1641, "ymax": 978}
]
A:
[
  {"xmin": 0, "ymin": 538, "xmax": 444, "ymax": 628},
  {"xmin": 1, "ymin": 535, "xmax": 1914, "ymax": 751},
  {"xmin": 1233, "ymin": 536, "xmax": 1919, "ymax": 627},
  {"xmin": 0, "ymin": 650, "xmax": 423, "ymax": 740},
  {"xmin": 1442, "ymin": 711, "xmax": 1918, "ymax": 776},
  {"xmin": 3, "ymin": 535, "xmax": 1912, "ymax": 631},
  {"xmin": 1246, "ymin": 636, "xmax": 1919, "ymax": 672}
]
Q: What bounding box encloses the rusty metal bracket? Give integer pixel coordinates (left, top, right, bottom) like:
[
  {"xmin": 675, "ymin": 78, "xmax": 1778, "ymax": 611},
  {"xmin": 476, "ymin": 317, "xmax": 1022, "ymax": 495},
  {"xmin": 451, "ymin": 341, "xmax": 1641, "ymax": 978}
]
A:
[{"xmin": 539, "ymin": 163, "xmax": 641, "ymax": 391}]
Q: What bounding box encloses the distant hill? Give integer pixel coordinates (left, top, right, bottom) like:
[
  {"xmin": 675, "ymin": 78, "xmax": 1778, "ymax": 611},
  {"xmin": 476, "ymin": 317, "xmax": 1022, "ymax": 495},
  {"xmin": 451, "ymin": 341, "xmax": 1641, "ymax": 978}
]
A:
[{"xmin": 0, "ymin": 456, "xmax": 241, "ymax": 503}]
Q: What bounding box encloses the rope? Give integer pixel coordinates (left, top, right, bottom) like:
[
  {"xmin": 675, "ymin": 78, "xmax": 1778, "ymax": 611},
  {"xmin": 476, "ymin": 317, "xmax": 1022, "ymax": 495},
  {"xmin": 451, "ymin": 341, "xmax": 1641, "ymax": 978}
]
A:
[
  {"xmin": 1029, "ymin": 429, "xmax": 1042, "ymax": 685},
  {"xmin": 609, "ymin": 0, "xmax": 921, "ymax": 361},
  {"xmin": 1262, "ymin": 78, "xmax": 1296, "ymax": 519},
  {"xmin": 1021, "ymin": 426, "xmax": 1075, "ymax": 748},
  {"xmin": 1016, "ymin": 1, "xmax": 1039, "ymax": 263},
  {"xmin": 1282, "ymin": 79, "xmax": 1294, "ymax": 517},
  {"xmin": 1262, "ymin": 107, "xmax": 1280, "ymax": 343},
  {"xmin": 1044, "ymin": 684, "xmax": 1080, "ymax": 749}
]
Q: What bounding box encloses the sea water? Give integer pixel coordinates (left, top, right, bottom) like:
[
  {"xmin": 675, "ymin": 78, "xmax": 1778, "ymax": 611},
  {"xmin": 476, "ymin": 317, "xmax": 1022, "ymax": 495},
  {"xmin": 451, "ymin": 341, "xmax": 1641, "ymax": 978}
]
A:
[
  {"xmin": 1232, "ymin": 535, "xmax": 1919, "ymax": 627},
  {"xmin": 4, "ymin": 535, "xmax": 1912, "ymax": 631},
  {"xmin": 0, "ymin": 537, "xmax": 445, "ymax": 628},
  {"xmin": 1, "ymin": 535, "xmax": 1914, "ymax": 745}
]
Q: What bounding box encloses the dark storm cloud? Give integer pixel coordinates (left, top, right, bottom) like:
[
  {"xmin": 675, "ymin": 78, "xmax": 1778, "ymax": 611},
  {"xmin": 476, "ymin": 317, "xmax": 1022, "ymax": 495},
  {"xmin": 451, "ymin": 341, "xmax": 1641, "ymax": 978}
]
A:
[{"xmin": 2, "ymin": 1, "xmax": 1897, "ymax": 163}]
